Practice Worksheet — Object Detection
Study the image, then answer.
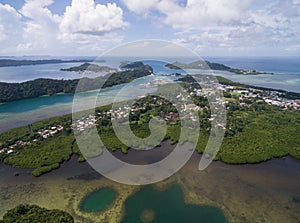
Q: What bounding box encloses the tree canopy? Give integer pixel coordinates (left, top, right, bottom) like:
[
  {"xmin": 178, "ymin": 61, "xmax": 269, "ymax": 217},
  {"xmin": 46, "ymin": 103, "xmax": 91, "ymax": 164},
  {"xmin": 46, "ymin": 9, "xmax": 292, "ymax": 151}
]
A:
[{"xmin": 0, "ymin": 204, "xmax": 74, "ymax": 223}]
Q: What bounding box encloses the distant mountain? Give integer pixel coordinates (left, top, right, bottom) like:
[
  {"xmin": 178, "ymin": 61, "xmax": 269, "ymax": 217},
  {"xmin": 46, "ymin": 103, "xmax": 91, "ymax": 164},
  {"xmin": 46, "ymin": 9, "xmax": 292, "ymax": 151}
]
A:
[
  {"xmin": 120, "ymin": 61, "xmax": 145, "ymax": 69},
  {"xmin": 165, "ymin": 60, "xmax": 273, "ymax": 75},
  {"xmin": 0, "ymin": 59, "xmax": 97, "ymax": 67},
  {"xmin": 61, "ymin": 62, "xmax": 117, "ymax": 72}
]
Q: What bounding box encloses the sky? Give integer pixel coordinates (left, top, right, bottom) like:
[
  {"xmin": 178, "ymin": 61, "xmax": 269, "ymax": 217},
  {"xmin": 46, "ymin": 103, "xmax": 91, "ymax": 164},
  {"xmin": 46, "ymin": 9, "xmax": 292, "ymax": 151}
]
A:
[{"xmin": 0, "ymin": 0, "xmax": 299, "ymax": 57}]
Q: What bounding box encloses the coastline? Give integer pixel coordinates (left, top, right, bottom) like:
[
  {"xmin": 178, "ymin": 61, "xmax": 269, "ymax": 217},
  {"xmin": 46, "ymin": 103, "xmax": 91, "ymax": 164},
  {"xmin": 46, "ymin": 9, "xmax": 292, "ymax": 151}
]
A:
[{"xmin": 0, "ymin": 84, "xmax": 298, "ymax": 134}]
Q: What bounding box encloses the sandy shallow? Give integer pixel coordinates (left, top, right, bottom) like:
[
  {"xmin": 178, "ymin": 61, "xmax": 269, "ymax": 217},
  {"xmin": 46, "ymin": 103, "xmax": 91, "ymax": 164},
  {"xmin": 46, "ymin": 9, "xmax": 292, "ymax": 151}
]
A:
[
  {"xmin": 0, "ymin": 146, "xmax": 299, "ymax": 223},
  {"xmin": 177, "ymin": 155, "xmax": 300, "ymax": 223}
]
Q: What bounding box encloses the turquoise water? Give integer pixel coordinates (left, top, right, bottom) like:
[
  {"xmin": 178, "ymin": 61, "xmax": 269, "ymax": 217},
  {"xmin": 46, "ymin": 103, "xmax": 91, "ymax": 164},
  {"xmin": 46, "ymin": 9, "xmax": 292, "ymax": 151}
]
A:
[
  {"xmin": 123, "ymin": 184, "xmax": 228, "ymax": 223},
  {"xmin": 80, "ymin": 188, "xmax": 117, "ymax": 212},
  {"xmin": 0, "ymin": 93, "xmax": 74, "ymax": 113},
  {"xmin": 0, "ymin": 74, "xmax": 175, "ymax": 132}
]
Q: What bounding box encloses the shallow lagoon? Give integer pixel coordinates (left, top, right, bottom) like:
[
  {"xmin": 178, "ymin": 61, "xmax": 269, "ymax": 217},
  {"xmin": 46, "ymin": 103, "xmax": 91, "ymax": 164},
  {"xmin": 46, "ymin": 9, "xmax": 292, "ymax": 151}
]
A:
[
  {"xmin": 80, "ymin": 188, "xmax": 117, "ymax": 212},
  {"xmin": 123, "ymin": 184, "xmax": 227, "ymax": 223},
  {"xmin": 0, "ymin": 142, "xmax": 299, "ymax": 222}
]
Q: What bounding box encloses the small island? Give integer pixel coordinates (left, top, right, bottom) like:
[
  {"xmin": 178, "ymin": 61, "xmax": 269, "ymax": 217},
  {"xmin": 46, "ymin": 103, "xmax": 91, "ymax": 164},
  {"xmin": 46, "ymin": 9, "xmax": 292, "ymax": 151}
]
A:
[
  {"xmin": 61, "ymin": 62, "xmax": 117, "ymax": 73},
  {"xmin": 165, "ymin": 60, "xmax": 273, "ymax": 75},
  {"xmin": 0, "ymin": 59, "xmax": 95, "ymax": 67},
  {"xmin": 119, "ymin": 61, "xmax": 145, "ymax": 70}
]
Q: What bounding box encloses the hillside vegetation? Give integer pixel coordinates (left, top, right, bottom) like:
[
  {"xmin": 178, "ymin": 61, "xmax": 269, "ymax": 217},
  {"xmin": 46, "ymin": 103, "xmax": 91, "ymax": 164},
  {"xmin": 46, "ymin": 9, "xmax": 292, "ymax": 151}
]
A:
[{"xmin": 0, "ymin": 65, "xmax": 153, "ymax": 103}]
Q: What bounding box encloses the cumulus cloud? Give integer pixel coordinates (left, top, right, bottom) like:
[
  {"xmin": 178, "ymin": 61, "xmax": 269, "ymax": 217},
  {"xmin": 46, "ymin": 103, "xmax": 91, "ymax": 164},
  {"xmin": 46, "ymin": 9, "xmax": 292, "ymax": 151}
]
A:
[
  {"xmin": 0, "ymin": 0, "xmax": 299, "ymax": 56},
  {"xmin": 0, "ymin": 0, "xmax": 128, "ymax": 55},
  {"xmin": 0, "ymin": 4, "xmax": 22, "ymax": 42},
  {"xmin": 163, "ymin": 0, "xmax": 251, "ymax": 29},
  {"xmin": 120, "ymin": 0, "xmax": 159, "ymax": 15},
  {"xmin": 121, "ymin": 0, "xmax": 299, "ymax": 55},
  {"xmin": 122, "ymin": 0, "xmax": 252, "ymax": 29},
  {"xmin": 20, "ymin": 0, "xmax": 61, "ymax": 23},
  {"xmin": 17, "ymin": 0, "xmax": 61, "ymax": 52},
  {"xmin": 60, "ymin": 0, "xmax": 128, "ymax": 41}
]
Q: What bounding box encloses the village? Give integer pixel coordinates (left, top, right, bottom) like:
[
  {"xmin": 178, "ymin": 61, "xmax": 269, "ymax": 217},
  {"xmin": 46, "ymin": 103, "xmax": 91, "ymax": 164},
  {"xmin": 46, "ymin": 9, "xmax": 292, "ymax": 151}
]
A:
[
  {"xmin": 72, "ymin": 80, "xmax": 300, "ymax": 133},
  {"xmin": 0, "ymin": 125, "xmax": 64, "ymax": 156},
  {"xmin": 221, "ymin": 85, "xmax": 300, "ymax": 110}
]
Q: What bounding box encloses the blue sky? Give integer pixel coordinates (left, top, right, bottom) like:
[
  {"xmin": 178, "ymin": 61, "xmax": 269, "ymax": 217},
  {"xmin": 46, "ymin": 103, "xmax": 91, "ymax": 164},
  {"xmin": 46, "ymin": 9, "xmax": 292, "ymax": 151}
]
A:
[{"xmin": 0, "ymin": 0, "xmax": 299, "ymax": 57}]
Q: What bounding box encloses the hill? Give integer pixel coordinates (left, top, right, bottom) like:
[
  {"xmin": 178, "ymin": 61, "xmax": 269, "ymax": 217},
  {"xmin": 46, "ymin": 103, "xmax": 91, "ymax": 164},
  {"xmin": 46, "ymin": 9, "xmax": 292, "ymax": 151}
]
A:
[
  {"xmin": 60, "ymin": 62, "xmax": 116, "ymax": 72},
  {"xmin": 166, "ymin": 60, "xmax": 273, "ymax": 75}
]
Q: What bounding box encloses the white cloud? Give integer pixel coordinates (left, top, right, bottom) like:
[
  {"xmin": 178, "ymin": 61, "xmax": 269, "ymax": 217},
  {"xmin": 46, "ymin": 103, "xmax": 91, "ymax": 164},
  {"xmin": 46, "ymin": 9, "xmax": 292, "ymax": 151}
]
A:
[
  {"xmin": 118, "ymin": 0, "xmax": 299, "ymax": 56},
  {"xmin": 18, "ymin": 0, "xmax": 61, "ymax": 52},
  {"xmin": 122, "ymin": 0, "xmax": 252, "ymax": 29},
  {"xmin": 60, "ymin": 0, "xmax": 128, "ymax": 41},
  {"xmin": 163, "ymin": 0, "xmax": 251, "ymax": 29},
  {"xmin": 0, "ymin": 0, "xmax": 299, "ymax": 56},
  {"xmin": 20, "ymin": 0, "xmax": 61, "ymax": 24},
  {"xmin": 0, "ymin": 4, "xmax": 22, "ymax": 42},
  {"xmin": 0, "ymin": 0, "xmax": 129, "ymax": 55},
  {"xmin": 120, "ymin": 0, "xmax": 159, "ymax": 15}
]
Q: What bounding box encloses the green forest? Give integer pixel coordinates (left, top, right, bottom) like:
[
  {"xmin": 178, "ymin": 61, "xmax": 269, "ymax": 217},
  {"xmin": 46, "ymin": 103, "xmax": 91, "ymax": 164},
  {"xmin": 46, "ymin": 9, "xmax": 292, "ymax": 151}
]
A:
[
  {"xmin": 0, "ymin": 205, "xmax": 74, "ymax": 223},
  {"xmin": 60, "ymin": 62, "xmax": 116, "ymax": 72}
]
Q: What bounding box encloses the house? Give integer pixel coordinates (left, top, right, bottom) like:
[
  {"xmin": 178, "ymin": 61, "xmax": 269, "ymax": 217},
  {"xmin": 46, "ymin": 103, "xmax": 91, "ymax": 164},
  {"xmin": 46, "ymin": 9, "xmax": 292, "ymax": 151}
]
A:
[{"xmin": 185, "ymin": 104, "xmax": 201, "ymax": 111}]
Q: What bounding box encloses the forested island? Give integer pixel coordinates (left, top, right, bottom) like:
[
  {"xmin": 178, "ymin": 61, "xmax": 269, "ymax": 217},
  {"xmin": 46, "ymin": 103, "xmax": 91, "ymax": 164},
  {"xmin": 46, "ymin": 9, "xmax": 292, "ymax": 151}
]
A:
[
  {"xmin": 0, "ymin": 59, "xmax": 95, "ymax": 67},
  {"xmin": 0, "ymin": 205, "xmax": 74, "ymax": 223},
  {"xmin": 166, "ymin": 60, "xmax": 274, "ymax": 75},
  {"xmin": 60, "ymin": 62, "xmax": 117, "ymax": 73},
  {"xmin": 119, "ymin": 61, "xmax": 145, "ymax": 69},
  {"xmin": 0, "ymin": 65, "xmax": 153, "ymax": 103},
  {"xmin": 0, "ymin": 75, "xmax": 299, "ymax": 177}
]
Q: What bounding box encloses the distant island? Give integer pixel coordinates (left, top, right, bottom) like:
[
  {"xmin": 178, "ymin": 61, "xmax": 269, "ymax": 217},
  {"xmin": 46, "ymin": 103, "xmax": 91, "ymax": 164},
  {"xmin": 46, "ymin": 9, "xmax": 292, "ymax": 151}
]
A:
[
  {"xmin": 165, "ymin": 60, "xmax": 273, "ymax": 75},
  {"xmin": 0, "ymin": 65, "xmax": 153, "ymax": 103},
  {"xmin": 119, "ymin": 61, "xmax": 145, "ymax": 69},
  {"xmin": 0, "ymin": 59, "xmax": 100, "ymax": 67},
  {"xmin": 61, "ymin": 62, "xmax": 117, "ymax": 73}
]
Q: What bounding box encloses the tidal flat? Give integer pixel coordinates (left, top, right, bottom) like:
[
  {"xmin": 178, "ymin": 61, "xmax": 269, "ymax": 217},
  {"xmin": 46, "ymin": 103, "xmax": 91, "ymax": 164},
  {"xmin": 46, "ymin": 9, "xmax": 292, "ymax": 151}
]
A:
[{"xmin": 0, "ymin": 141, "xmax": 299, "ymax": 223}]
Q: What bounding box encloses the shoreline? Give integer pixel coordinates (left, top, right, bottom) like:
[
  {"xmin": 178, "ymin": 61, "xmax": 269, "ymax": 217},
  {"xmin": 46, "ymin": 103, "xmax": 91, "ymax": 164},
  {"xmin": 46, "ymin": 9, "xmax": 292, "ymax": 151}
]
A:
[{"xmin": 1, "ymin": 145, "xmax": 299, "ymax": 178}]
